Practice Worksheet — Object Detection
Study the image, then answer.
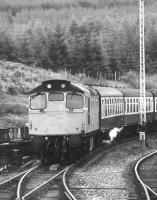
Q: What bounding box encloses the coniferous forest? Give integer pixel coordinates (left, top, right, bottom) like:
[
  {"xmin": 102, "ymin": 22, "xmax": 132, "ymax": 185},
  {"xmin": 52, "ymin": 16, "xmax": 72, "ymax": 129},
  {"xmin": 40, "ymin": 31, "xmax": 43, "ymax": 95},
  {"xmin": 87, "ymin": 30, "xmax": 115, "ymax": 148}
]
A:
[{"xmin": 0, "ymin": 0, "xmax": 157, "ymax": 77}]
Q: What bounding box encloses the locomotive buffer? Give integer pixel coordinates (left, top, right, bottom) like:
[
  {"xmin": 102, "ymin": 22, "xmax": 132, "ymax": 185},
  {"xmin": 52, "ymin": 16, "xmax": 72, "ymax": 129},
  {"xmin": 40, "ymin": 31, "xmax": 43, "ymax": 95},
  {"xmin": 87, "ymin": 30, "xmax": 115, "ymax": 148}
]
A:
[{"xmin": 139, "ymin": 0, "xmax": 146, "ymax": 148}]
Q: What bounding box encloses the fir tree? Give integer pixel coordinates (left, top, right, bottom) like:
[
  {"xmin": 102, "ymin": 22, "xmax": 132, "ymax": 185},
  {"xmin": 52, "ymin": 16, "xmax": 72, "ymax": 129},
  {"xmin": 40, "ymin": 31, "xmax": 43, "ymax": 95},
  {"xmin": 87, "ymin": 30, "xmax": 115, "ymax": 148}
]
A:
[{"xmin": 48, "ymin": 25, "xmax": 68, "ymax": 72}]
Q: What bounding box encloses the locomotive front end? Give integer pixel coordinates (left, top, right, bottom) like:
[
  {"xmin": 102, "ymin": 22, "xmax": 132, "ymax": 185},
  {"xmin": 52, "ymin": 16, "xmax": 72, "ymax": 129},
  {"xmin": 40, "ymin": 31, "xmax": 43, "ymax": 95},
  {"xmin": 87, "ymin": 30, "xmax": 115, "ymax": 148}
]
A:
[
  {"xmin": 28, "ymin": 80, "xmax": 90, "ymax": 162},
  {"xmin": 29, "ymin": 81, "xmax": 86, "ymax": 136}
]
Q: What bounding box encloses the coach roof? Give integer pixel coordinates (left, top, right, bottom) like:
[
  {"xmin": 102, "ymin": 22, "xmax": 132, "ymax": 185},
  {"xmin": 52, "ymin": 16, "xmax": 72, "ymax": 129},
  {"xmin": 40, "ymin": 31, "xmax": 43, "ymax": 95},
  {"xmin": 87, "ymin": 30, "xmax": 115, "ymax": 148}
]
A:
[
  {"xmin": 92, "ymin": 86, "xmax": 123, "ymax": 97},
  {"xmin": 119, "ymin": 88, "xmax": 153, "ymax": 97}
]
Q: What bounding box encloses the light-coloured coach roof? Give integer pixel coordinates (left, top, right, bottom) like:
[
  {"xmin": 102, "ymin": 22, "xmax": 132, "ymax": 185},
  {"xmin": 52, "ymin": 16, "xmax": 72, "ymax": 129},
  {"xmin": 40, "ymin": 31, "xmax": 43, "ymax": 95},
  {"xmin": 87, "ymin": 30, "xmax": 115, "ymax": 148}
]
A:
[
  {"xmin": 92, "ymin": 86, "xmax": 123, "ymax": 97},
  {"xmin": 119, "ymin": 88, "xmax": 153, "ymax": 97}
]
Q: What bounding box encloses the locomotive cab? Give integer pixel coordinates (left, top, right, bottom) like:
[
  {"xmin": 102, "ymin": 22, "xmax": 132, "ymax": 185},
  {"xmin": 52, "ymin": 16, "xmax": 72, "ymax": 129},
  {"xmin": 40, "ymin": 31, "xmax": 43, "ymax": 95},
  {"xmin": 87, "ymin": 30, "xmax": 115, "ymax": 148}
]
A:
[{"xmin": 29, "ymin": 90, "xmax": 85, "ymax": 136}]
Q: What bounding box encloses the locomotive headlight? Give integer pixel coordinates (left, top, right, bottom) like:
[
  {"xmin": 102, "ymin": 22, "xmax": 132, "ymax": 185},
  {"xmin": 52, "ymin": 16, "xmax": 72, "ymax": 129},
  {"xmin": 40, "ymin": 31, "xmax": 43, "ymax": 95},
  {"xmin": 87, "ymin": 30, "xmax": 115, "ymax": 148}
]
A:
[
  {"xmin": 47, "ymin": 84, "xmax": 52, "ymax": 89},
  {"xmin": 61, "ymin": 83, "xmax": 65, "ymax": 89}
]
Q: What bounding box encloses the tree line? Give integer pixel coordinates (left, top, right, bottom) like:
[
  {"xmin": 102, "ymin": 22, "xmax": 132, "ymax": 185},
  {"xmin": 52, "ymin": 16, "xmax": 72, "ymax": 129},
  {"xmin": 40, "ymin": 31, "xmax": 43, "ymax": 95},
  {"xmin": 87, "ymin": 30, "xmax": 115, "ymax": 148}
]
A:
[{"xmin": 0, "ymin": 11, "xmax": 157, "ymax": 77}]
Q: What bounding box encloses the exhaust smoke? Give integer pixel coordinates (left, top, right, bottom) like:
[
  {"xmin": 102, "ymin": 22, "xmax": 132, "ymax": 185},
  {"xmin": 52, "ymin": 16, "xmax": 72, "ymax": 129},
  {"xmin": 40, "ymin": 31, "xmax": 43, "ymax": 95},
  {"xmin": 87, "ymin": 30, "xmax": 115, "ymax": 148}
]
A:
[
  {"xmin": 109, "ymin": 127, "xmax": 123, "ymax": 142},
  {"xmin": 102, "ymin": 127, "xmax": 124, "ymax": 144}
]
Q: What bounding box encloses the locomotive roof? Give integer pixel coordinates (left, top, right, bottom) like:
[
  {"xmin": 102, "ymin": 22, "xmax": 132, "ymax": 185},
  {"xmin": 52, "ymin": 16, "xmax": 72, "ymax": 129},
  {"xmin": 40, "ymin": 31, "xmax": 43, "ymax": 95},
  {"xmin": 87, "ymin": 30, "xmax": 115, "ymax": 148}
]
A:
[
  {"xmin": 28, "ymin": 80, "xmax": 98, "ymax": 96},
  {"xmin": 92, "ymin": 86, "xmax": 123, "ymax": 97},
  {"xmin": 119, "ymin": 88, "xmax": 153, "ymax": 97}
]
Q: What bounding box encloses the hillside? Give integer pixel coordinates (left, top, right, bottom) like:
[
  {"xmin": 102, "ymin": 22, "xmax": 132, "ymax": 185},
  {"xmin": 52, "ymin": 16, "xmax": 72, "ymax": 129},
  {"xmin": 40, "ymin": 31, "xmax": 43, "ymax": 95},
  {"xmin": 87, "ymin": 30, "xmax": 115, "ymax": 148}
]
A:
[
  {"xmin": 1, "ymin": 60, "xmax": 157, "ymax": 128},
  {"xmin": 0, "ymin": 61, "xmax": 63, "ymax": 128}
]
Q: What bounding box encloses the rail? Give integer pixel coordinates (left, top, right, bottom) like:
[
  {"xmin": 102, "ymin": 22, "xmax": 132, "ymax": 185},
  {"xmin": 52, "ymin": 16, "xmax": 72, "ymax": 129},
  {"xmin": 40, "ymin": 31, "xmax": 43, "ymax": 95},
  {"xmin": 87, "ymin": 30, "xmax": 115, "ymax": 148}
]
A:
[
  {"xmin": 16, "ymin": 164, "xmax": 40, "ymax": 199},
  {"xmin": 134, "ymin": 150, "xmax": 157, "ymax": 200},
  {"xmin": 17, "ymin": 165, "xmax": 69, "ymax": 200},
  {"xmin": 63, "ymin": 164, "xmax": 77, "ymax": 200}
]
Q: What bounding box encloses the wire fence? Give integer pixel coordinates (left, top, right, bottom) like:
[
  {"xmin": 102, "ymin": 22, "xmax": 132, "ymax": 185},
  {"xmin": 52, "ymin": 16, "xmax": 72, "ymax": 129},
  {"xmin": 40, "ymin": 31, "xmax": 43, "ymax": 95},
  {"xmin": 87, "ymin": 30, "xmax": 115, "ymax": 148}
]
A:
[{"xmin": 64, "ymin": 68, "xmax": 123, "ymax": 81}]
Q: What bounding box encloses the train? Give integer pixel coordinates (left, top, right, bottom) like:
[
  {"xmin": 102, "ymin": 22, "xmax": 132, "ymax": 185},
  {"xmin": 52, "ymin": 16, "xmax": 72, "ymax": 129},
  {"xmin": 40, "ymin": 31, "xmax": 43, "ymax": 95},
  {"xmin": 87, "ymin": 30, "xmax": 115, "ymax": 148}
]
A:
[{"xmin": 28, "ymin": 79, "xmax": 157, "ymax": 162}]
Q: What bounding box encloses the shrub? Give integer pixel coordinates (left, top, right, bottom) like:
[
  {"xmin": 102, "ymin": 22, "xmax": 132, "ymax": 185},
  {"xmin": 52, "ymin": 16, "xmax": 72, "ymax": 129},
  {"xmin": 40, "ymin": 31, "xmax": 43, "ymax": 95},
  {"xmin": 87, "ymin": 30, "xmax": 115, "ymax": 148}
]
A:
[{"xmin": 0, "ymin": 103, "xmax": 28, "ymax": 115}]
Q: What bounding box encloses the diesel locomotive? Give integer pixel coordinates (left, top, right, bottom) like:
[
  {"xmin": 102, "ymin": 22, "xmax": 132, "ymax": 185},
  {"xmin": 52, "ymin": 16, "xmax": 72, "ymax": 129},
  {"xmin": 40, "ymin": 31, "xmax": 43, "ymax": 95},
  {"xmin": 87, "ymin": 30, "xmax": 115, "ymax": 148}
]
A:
[{"xmin": 28, "ymin": 79, "xmax": 157, "ymax": 162}]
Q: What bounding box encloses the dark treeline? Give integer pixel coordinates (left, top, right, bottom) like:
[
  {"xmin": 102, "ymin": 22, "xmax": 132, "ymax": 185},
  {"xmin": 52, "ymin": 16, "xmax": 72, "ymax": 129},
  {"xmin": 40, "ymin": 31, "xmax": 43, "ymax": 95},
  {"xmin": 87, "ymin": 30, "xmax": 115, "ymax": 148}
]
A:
[{"xmin": 0, "ymin": 0, "xmax": 157, "ymax": 77}]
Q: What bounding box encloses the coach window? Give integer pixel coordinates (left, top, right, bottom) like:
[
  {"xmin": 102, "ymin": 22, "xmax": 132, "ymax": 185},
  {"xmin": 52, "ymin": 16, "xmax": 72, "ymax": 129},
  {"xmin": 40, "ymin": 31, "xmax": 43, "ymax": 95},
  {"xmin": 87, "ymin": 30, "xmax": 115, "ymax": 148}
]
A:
[
  {"xmin": 133, "ymin": 98, "xmax": 136, "ymax": 113},
  {"xmin": 110, "ymin": 98, "xmax": 112, "ymax": 115},
  {"xmin": 115, "ymin": 98, "xmax": 118, "ymax": 114},
  {"xmin": 105, "ymin": 99, "xmax": 107, "ymax": 116},
  {"xmin": 117, "ymin": 98, "xmax": 120, "ymax": 114},
  {"xmin": 126, "ymin": 98, "xmax": 129, "ymax": 113},
  {"xmin": 66, "ymin": 93, "xmax": 84, "ymax": 109},
  {"xmin": 146, "ymin": 98, "xmax": 148, "ymax": 112},
  {"xmin": 113, "ymin": 98, "xmax": 115, "ymax": 115},
  {"xmin": 129, "ymin": 98, "xmax": 132, "ymax": 113},
  {"xmin": 150, "ymin": 98, "xmax": 153, "ymax": 112},
  {"xmin": 118, "ymin": 98, "xmax": 120, "ymax": 114},
  {"xmin": 48, "ymin": 92, "xmax": 64, "ymax": 101},
  {"xmin": 119, "ymin": 98, "xmax": 121, "ymax": 113},
  {"xmin": 121, "ymin": 98, "xmax": 124, "ymax": 113},
  {"xmin": 117, "ymin": 98, "xmax": 119, "ymax": 114},
  {"xmin": 147, "ymin": 98, "xmax": 151, "ymax": 112},
  {"xmin": 135, "ymin": 98, "xmax": 138, "ymax": 112},
  {"xmin": 112, "ymin": 98, "xmax": 114, "ymax": 115},
  {"xmin": 119, "ymin": 98, "xmax": 122, "ymax": 113},
  {"xmin": 30, "ymin": 94, "xmax": 46, "ymax": 110},
  {"xmin": 104, "ymin": 99, "xmax": 107, "ymax": 116},
  {"xmin": 109, "ymin": 98, "xmax": 111, "ymax": 115},
  {"xmin": 146, "ymin": 98, "xmax": 149, "ymax": 112}
]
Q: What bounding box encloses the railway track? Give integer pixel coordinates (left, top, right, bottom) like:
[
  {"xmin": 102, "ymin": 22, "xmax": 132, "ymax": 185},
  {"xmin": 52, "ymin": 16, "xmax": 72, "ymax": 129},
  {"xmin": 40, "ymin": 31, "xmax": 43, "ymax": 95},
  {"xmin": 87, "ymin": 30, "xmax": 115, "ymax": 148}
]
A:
[
  {"xmin": 62, "ymin": 139, "xmax": 119, "ymax": 200},
  {"xmin": 135, "ymin": 151, "xmax": 157, "ymax": 200},
  {"xmin": 17, "ymin": 164, "xmax": 69, "ymax": 200},
  {"xmin": 63, "ymin": 135, "xmax": 157, "ymax": 200},
  {"xmin": 0, "ymin": 163, "xmax": 39, "ymax": 200}
]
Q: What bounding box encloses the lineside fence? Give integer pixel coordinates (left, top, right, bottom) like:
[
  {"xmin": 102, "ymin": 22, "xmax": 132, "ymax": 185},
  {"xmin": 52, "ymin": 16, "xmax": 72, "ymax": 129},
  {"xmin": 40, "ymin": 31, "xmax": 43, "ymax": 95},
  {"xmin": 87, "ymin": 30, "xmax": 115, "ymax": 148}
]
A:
[{"xmin": 64, "ymin": 69, "xmax": 123, "ymax": 82}]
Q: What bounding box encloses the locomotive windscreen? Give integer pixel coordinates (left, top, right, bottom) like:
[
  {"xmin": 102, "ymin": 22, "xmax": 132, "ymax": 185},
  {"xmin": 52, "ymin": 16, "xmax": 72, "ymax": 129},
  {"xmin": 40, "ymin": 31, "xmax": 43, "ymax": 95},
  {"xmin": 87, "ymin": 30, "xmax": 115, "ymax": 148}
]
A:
[
  {"xmin": 48, "ymin": 92, "xmax": 64, "ymax": 101},
  {"xmin": 30, "ymin": 94, "xmax": 46, "ymax": 110},
  {"xmin": 66, "ymin": 93, "xmax": 84, "ymax": 109}
]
